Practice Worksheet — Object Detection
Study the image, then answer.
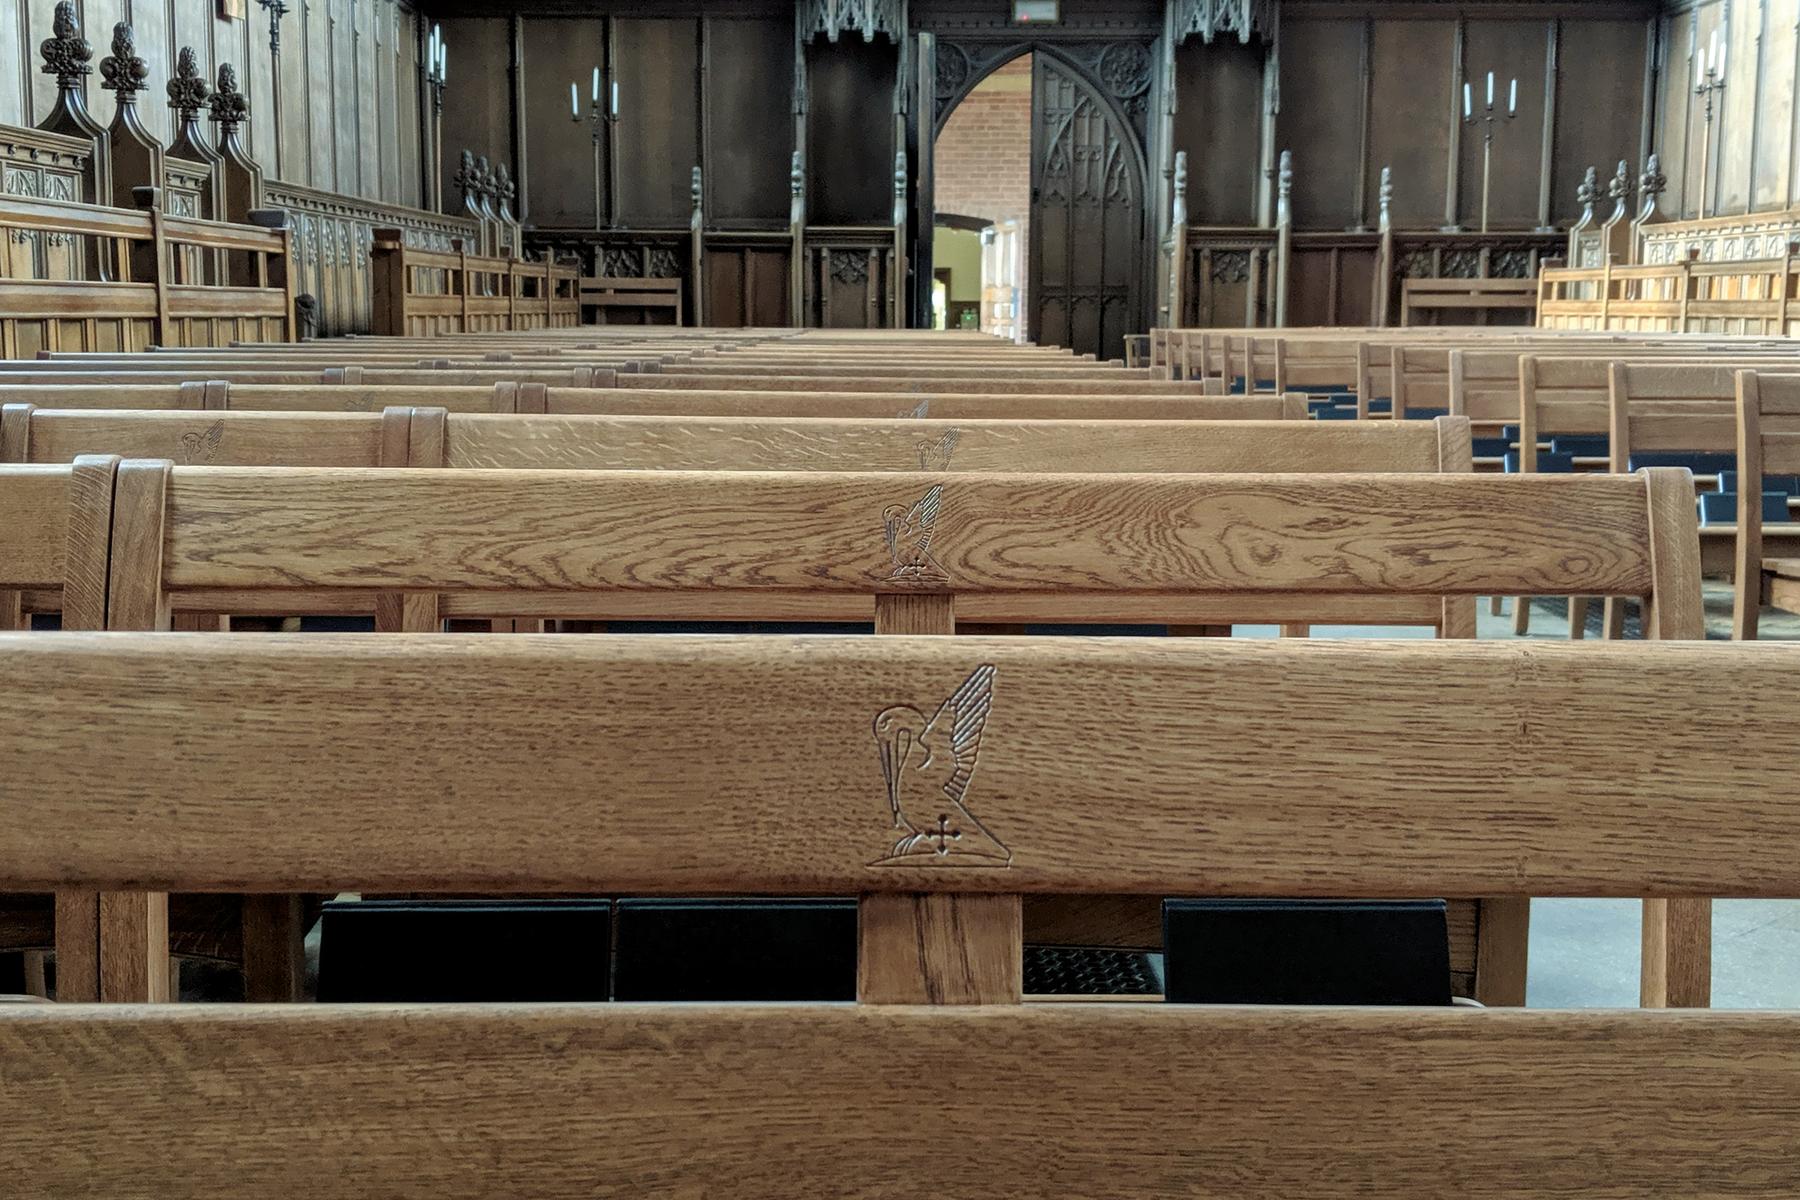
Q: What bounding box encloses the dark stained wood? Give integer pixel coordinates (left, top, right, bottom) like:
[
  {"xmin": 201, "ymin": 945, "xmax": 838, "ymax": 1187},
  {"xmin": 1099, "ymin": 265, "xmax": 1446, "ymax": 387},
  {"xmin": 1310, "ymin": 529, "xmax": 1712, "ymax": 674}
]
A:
[
  {"xmin": 615, "ymin": 17, "xmax": 701, "ymax": 227},
  {"xmin": 1031, "ymin": 54, "xmax": 1144, "ymax": 362},
  {"xmin": 1550, "ymin": 19, "xmax": 1648, "ymax": 225},
  {"xmin": 520, "ymin": 17, "xmax": 604, "ymax": 229},
  {"xmin": 806, "ymin": 38, "xmax": 898, "ymax": 225},
  {"xmin": 1172, "ymin": 38, "xmax": 1263, "ymax": 227},
  {"xmin": 1275, "ymin": 17, "xmax": 1365, "ymax": 231},
  {"xmin": 704, "ymin": 15, "xmax": 793, "ymax": 223}
]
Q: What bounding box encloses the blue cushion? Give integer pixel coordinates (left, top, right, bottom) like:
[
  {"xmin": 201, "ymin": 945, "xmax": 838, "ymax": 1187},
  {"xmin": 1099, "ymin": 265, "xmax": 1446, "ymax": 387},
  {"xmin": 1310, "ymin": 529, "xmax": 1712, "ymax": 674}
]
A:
[
  {"xmin": 1366, "ymin": 398, "xmax": 1392, "ymax": 415},
  {"xmin": 1699, "ymin": 492, "xmax": 1792, "ymax": 526},
  {"xmin": 1400, "ymin": 406, "xmax": 1450, "ymax": 421},
  {"xmin": 1306, "ymin": 398, "xmax": 1338, "ymax": 415},
  {"xmin": 1503, "ymin": 450, "xmax": 1574, "ymax": 474},
  {"xmin": 1550, "ymin": 435, "xmax": 1608, "ymax": 457},
  {"xmin": 1472, "ymin": 437, "xmax": 1511, "ymax": 458},
  {"xmin": 1719, "ymin": 471, "xmax": 1800, "ymax": 496},
  {"xmin": 1627, "ymin": 451, "xmax": 1735, "ymax": 475},
  {"xmin": 1501, "ymin": 425, "xmax": 1521, "ymax": 441},
  {"xmin": 1313, "ymin": 406, "xmax": 1359, "ymax": 420}
]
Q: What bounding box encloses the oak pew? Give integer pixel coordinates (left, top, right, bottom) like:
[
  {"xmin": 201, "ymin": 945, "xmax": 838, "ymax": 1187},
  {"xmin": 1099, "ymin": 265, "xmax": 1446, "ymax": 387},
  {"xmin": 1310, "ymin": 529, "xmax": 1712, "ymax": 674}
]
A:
[
  {"xmin": 51, "ymin": 465, "xmax": 1705, "ymax": 1009},
  {"xmin": 1, "ymin": 633, "xmax": 1795, "ymax": 1197},
  {"xmin": 0, "ymin": 382, "xmax": 1307, "ymax": 421},
  {"xmin": 1733, "ymin": 372, "xmax": 1800, "ymax": 639}
]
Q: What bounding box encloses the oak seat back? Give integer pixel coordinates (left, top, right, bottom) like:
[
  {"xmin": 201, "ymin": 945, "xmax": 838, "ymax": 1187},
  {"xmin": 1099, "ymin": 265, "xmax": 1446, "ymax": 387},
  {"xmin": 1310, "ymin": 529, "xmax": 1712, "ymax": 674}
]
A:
[{"xmin": 1, "ymin": 633, "xmax": 1797, "ymax": 1197}]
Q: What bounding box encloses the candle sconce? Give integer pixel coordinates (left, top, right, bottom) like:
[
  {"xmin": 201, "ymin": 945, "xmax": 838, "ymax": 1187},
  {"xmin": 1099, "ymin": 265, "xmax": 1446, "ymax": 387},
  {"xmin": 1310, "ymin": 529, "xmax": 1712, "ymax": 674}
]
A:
[
  {"xmin": 572, "ymin": 68, "xmax": 620, "ymax": 231},
  {"xmin": 1461, "ymin": 70, "xmax": 1517, "ymax": 234},
  {"xmin": 1694, "ymin": 29, "xmax": 1727, "ymax": 219},
  {"xmin": 426, "ymin": 24, "xmax": 448, "ymax": 212}
]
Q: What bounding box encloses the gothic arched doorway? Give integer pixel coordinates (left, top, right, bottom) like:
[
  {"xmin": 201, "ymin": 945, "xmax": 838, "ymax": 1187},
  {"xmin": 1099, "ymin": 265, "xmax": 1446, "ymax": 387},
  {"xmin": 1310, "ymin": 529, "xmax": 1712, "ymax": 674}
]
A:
[
  {"xmin": 1028, "ymin": 54, "xmax": 1145, "ymax": 362},
  {"xmin": 926, "ymin": 39, "xmax": 1151, "ymax": 361}
]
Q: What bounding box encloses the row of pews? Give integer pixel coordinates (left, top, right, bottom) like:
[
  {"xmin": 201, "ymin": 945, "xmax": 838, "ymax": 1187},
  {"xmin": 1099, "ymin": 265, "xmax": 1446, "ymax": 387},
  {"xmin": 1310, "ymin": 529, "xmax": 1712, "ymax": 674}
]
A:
[
  {"xmin": 1155, "ymin": 325, "xmax": 1800, "ymax": 637},
  {"xmin": 1, "ymin": 325, "xmax": 1797, "ymax": 1194}
]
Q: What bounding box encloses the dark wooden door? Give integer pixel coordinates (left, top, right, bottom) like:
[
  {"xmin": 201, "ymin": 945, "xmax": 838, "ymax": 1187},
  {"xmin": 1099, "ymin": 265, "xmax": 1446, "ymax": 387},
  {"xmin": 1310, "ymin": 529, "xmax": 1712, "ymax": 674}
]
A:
[{"xmin": 1029, "ymin": 55, "xmax": 1144, "ymax": 362}]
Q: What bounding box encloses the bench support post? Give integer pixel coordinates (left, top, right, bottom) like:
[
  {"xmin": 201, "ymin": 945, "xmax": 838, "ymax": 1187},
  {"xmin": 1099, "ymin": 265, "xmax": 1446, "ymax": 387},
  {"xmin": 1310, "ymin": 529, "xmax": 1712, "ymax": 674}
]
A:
[{"xmin": 1640, "ymin": 466, "xmax": 1711, "ymax": 1008}]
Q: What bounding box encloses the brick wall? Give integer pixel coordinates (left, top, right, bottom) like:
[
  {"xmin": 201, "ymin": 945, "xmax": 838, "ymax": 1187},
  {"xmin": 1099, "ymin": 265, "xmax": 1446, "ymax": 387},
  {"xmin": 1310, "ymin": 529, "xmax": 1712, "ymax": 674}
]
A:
[{"xmin": 934, "ymin": 55, "xmax": 1032, "ymax": 334}]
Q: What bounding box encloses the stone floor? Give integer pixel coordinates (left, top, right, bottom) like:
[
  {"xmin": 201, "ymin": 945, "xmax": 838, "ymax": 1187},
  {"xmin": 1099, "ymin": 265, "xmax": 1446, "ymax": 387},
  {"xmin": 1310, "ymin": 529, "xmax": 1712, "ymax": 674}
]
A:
[{"xmin": 1245, "ymin": 583, "xmax": 1800, "ymax": 1008}]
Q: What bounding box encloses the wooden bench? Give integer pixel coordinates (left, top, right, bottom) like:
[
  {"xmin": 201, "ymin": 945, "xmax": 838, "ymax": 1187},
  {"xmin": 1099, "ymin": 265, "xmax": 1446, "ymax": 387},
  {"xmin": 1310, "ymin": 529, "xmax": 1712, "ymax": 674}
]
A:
[
  {"xmin": 1733, "ymin": 371, "xmax": 1800, "ymax": 639},
  {"xmin": 0, "ymin": 382, "xmax": 1306, "ymax": 421},
  {"xmin": 15, "ymin": 463, "xmax": 1702, "ymax": 1009},
  {"xmin": 578, "ymin": 275, "xmax": 683, "ymax": 325},
  {"xmin": 1400, "ymin": 278, "xmax": 1539, "ymax": 326},
  {"xmin": 0, "ymin": 633, "xmax": 1795, "ymax": 1194}
]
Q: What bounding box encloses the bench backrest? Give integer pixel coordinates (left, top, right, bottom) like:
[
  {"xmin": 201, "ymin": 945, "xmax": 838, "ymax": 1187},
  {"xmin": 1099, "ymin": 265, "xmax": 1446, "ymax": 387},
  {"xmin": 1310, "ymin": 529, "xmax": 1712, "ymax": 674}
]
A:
[
  {"xmin": 5, "ymin": 408, "xmax": 1465, "ymax": 476},
  {"xmin": 83, "ymin": 466, "xmax": 1698, "ymax": 638},
  {"xmin": 1, "ymin": 633, "xmax": 1798, "ymax": 1194},
  {"xmin": 0, "ymin": 383, "xmax": 1308, "ymax": 420}
]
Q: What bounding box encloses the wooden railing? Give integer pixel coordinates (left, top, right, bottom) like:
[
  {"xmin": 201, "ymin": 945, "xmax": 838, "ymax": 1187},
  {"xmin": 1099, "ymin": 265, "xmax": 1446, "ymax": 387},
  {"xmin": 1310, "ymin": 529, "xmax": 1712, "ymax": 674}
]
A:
[
  {"xmin": 1538, "ymin": 255, "xmax": 1799, "ymax": 335},
  {"xmin": 369, "ymin": 229, "xmax": 581, "ymax": 336},
  {"xmin": 0, "ymin": 191, "xmax": 294, "ymax": 354}
]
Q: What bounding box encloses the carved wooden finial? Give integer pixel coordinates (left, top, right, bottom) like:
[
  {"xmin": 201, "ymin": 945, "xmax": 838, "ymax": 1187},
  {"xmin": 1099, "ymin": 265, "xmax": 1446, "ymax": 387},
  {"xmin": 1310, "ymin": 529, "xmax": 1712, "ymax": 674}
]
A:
[
  {"xmin": 692, "ymin": 164, "xmax": 704, "ymax": 207},
  {"xmin": 40, "ymin": 0, "xmax": 92, "ymax": 87},
  {"xmin": 1639, "ymin": 154, "xmax": 1666, "ymax": 202},
  {"xmin": 1576, "ymin": 165, "xmax": 1598, "ymax": 211},
  {"xmin": 1607, "ymin": 159, "xmax": 1631, "ymax": 201},
  {"xmin": 167, "ymin": 46, "xmax": 209, "ymax": 123},
  {"xmin": 209, "ymin": 63, "xmax": 248, "ymax": 132},
  {"xmin": 1278, "ymin": 149, "xmax": 1293, "ymax": 200},
  {"xmin": 790, "ymin": 150, "xmax": 803, "ymax": 197},
  {"xmin": 1378, "ymin": 166, "xmax": 1393, "ymax": 233},
  {"xmin": 99, "ymin": 22, "xmax": 149, "ymax": 103}
]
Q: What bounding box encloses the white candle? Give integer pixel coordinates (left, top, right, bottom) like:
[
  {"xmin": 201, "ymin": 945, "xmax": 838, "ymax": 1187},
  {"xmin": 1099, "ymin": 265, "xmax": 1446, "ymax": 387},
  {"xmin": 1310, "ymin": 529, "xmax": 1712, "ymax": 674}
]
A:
[
  {"xmin": 1463, "ymin": 81, "xmax": 1471, "ymax": 119},
  {"xmin": 610, "ymin": 80, "xmax": 619, "ymax": 117},
  {"xmin": 429, "ymin": 23, "xmax": 439, "ymax": 59},
  {"xmin": 1486, "ymin": 71, "xmax": 1494, "ymax": 108},
  {"xmin": 1508, "ymin": 77, "xmax": 1517, "ymax": 116},
  {"xmin": 1711, "ymin": 29, "xmax": 1721, "ymax": 75},
  {"xmin": 1717, "ymin": 28, "xmax": 1727, "ymax": 73},
  {"xmin": 570, "ymin": 82, "xmax": 578, "ymax": 119},
  {"xmin": 592, "ymin": 66, "xmax": 600, "ymax": 103},
  {"xmin": 438, "ymin": 43, "xmax": 446, "ymax": 82}
]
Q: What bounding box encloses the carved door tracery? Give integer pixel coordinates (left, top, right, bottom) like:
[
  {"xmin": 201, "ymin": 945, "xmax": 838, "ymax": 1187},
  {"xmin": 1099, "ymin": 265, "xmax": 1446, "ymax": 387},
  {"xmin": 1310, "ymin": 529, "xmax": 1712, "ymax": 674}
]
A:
[{"xmin": 1030, "ymin": 55, "xmax": 1143, "ymax": 363}]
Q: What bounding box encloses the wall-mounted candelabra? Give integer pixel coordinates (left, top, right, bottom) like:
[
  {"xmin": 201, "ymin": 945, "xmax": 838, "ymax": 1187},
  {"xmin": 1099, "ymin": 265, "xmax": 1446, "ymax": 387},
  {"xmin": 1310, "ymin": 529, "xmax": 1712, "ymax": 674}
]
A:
[
  {"xmin": 254, "ymin": 0, "xmax": 288, "ymax": 178},
  {"xmin": 1693, "ymin": 29, "xmax": 1727, "ymax": 219},
  {"xmin": 426, "ymin": 23, "xmax": 448, "ymax": 212},
  {"xmin": 572, "ymin": 67, "xmax": 619, "ymax": 230},
  {"xmin": 1461, "ymin": 70, "xmax": 1517, "ymax": 234}
]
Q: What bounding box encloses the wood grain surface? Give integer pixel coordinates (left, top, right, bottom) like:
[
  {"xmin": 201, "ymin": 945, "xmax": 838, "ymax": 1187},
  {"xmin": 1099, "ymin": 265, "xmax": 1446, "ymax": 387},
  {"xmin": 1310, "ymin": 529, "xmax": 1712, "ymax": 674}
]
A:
[
  {"xmin": 0, "ymin": 633, "xmax": 1795, "ymax": 897},
  {"xmin": 3, "ymin": 1004, "xmax": 1798, "ymax": 1198},
  {"xmin": 150, "ymin": 468, "xmax": 1658, "ymax": 597}
]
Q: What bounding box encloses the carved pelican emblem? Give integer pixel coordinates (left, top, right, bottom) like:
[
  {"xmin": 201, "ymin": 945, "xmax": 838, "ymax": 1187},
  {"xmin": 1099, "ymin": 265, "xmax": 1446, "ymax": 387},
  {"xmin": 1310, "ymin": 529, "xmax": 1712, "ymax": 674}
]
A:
[
  {"xmin": 870, "ymin": 664, "xmax": 1008, "ymax": 867},
  {"xmin": 882, "ymin": 484, "xmax": 947, "ymax": 582},
  {"xmin": 178, "ymin": 420, "xmax": 224, "ymax": 464},
  {"xmin": 915, "ymin": 427, "xmax": 959, "ymax": 471}
]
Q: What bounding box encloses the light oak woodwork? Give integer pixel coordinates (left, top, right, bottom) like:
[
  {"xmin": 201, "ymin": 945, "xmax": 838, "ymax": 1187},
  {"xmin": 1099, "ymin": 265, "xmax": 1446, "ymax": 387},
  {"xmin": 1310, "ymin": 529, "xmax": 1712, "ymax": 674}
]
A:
[
  {"xmin": 0, "ymin": 634, "xmax": 1788, "ymax": 901},
  {"xmin": 6, "ymin": 1004, "xmax": 1799, "ymax": 1198}
]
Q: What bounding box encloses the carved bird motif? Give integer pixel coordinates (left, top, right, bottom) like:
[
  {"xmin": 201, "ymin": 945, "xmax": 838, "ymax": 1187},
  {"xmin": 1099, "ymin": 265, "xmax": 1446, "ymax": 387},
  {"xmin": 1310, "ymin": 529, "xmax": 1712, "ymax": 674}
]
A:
[
  {"xmin": 915, "ymin": 427, "xmax": 959, "ymax": 471},
  {"xmin": 178, "ymin": 419, "xmax": 224, "ymax": 464},
  {"xmin": 872, "ymin": 664, "xmax": 1007, "ymax": 865},
  {"xmin": 881, "ymin": 484, "xmax": 945, "ymax": 581},
  {"xmin": 898, "ymin": 398, "xmax": 930, "ymax": 419}
]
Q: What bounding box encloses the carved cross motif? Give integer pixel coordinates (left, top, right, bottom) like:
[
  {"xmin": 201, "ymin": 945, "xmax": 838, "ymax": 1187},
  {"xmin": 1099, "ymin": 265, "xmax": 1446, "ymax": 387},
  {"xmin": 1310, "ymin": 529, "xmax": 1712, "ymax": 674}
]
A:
[
  {"xmin": 40, "ymin": 1, "xmax": 93, "ymax": 86},
  {"xmin": 99, "ymin": 23, "xmax": 149, "ymax": 101},
  {"xmin": 918, "ymin": 815, "xmax": 962, "ymax": 856}
]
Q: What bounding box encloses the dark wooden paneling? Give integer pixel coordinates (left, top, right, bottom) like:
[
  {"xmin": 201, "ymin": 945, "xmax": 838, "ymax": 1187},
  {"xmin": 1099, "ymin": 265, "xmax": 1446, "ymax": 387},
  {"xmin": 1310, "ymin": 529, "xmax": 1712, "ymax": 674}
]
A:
[
  {"xmin": 438, "ymin": 17, "xmax": 513, "ymax": 211},
  {"xmin": 1457, "ymin": 19, "xmax": 1549, "ymax": 229},
  {"xmin": 807, "ymin": 38, "xmax": 898, "ymax": 225},
  {"xmin": 1276, "ymin": 19, "xmax": 1364, "ymax": 231},
  {"xmin": 616, "ymin": 17, "xmax": 700, "ymax": 227},
  {"xmin": 1366, "ymin": 18, "xmax": 1454, "ymax": 228},
  {"xmin": 521, "ymin": 16, "xmax": 603, "ymax": 228},
  {"xmin": 704, "ymin": 15, "xmax": 793, "ymax": 223},
  {"xmin": 705, "ymin": 245, "xmax": 789, "ymax": 326},
  {"xmin": 1172, "ymin": 38, "xmax": 1263, "ymax": 227},
  {"xmin": 1551, "ymin": 18, "xmax": 1647, "ymax": 224}
]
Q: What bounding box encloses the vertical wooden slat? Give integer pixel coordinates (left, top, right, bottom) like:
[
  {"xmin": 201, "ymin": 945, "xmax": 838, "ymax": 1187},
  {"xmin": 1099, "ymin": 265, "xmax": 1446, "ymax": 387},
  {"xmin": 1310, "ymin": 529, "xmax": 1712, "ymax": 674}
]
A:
[
  {"xmin": 241, "ymin": 895, "xmax": 306, "ymax": 1003},
  {"xmin": 1734, "ymin": 371, "xmax": 1765, "ymax": 640},
  {"xmin": 1639, "ymin": 465, "xmax": 1710, "ymax": 1008}
]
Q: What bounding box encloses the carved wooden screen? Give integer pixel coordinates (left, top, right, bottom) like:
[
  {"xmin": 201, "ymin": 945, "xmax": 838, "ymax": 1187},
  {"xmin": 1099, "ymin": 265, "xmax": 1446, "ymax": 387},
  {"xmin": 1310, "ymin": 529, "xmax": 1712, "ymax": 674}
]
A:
[{"xmin": 1030, "ymin": 55, "xmax": 1143, "ymax": 362}]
